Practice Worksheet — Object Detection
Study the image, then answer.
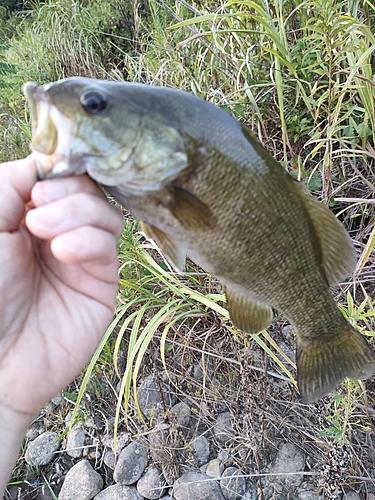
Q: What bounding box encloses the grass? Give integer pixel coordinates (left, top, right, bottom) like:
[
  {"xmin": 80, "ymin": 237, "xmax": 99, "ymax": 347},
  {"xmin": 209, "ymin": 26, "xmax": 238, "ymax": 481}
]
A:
[{"xmin": 1, "ymin": 0, "xmax": 375, "ymax": 497}]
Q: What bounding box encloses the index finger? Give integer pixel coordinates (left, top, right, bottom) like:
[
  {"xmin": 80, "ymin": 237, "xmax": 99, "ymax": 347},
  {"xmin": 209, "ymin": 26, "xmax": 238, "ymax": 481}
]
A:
[{"xmin": 0, "ymin": 156, "xmax": 37, "ymax": 232}]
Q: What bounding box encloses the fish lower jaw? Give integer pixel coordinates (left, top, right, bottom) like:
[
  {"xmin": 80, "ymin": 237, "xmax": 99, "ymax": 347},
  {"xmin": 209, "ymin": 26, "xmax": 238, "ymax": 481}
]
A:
[{"xmin": 34, "ymin": 152, "xmax": 86, "ymax": 179}]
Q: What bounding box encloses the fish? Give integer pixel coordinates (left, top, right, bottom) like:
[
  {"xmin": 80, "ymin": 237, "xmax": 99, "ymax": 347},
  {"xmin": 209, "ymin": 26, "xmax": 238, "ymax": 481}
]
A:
[{"xmin": 23, "ymin": 76, "xmax": 375, "ymax": 402}]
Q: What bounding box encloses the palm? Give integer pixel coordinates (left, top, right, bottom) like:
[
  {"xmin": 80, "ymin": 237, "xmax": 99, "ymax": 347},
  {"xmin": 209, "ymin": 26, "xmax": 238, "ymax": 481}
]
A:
[{"xmin": 0, "ymin": 158, "xmax": 123, "ymax": 415}]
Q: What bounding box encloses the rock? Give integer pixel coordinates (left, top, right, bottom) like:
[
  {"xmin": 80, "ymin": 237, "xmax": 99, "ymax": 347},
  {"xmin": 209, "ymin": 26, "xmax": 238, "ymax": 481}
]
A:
[
  {"xmin": 51, "ymin": 394, "xmax": 63, "ymax": 406},
  {"xmin": 137, "ymin": 375, "xmax": 176, "ymax": 420},
  {"xmin": 137, "ymin": 467, "xmax": 167, "ymax": 499},
  {"xmin": 66, "ymin": 421, "xmax": 86, "ymax": 458},
  {"xmin": 214, "ymin": 413, "xmax": 234, "ymax": 444},
  {"xmin": 25, "ymin": 424, "xmax": 44, "ymax": 442},
  {"xmin": 103, "ymin": 432, "xmax": 131, "ymax": 453},
  {"xmin": 217, "ymin": 450, "xmax": 232, "ymax": 466},
  {"xmin": 342, "ymin": 492, "xmax": 361, "ymax": 500},
  {"xmin": 173, "ymin": 471, "xmax": 226, "ymax": 500},
  {"xmin": 269, "ymin": 442, "xmax": 305, "ymax": 488},
  {"xmin": 298, "ymin": 483, "xmax": 323, "ymax": 499},
  {"xmin": 59, "ymin": 460, "xmax": 103, "ymax": 500},
  {"xmin": 190, "ymin": 435, "xmax": 210, "ymax": 466},
  {"xmin": 104, "ymin": 448, "xmax": 117, "ymax": 469},
  {"xmin": 94, "ymin": 484, "xmax": 143, "ymax": 500},
  {"xmin": 169, "ymin": 402, "xmax": 191, "ymax": 431},
  {"xmin": 114, "ymin": 440, "xmax": 149, "ymax": 484},
  {"xmin": 205, "ymin": 459, "xmax": 224, "ymax": 479},
  {"xmin": 25, "ymin": 431, "xmax": 60, "ymax": 466},
  {"xmin": 220, "ymin": 467, "xmax": 246, "ymax": 500}
]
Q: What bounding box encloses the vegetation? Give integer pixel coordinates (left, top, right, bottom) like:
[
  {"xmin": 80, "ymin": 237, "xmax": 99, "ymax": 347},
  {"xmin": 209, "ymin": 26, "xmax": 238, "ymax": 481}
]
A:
[{"xmin": 1, "ymin": 0, "xmax": 375, "ymax": 497}]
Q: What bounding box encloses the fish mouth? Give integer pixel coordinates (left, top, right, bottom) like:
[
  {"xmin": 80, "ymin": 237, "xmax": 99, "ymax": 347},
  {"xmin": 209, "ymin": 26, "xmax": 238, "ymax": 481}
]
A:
[{"xmin": 23, "ymin": 82, "xmax": 87, "ymax": 179}]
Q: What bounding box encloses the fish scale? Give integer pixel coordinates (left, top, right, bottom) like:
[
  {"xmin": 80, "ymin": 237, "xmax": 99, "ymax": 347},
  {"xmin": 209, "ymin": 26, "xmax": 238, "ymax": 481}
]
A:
[{"xmin": 23, "ymin": 77, "xmax": 375, "ymax": 402}]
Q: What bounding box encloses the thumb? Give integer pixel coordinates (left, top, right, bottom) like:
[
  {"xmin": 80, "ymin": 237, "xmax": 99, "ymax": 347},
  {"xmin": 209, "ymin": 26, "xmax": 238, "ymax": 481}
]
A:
[{"xmin": 0, "ymin": 156, "xmax": 37, "ymax": 233}]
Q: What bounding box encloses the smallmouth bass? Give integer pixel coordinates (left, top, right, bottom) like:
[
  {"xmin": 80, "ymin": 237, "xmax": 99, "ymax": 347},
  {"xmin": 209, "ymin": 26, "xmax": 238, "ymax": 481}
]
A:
[{"xmin": 23, "ymin": 77, "xmax": 375, "ymax": 402}]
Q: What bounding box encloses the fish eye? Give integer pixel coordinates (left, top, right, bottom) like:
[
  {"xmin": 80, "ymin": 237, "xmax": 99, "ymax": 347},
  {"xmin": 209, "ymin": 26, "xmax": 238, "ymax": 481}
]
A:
[{"xmin": 80, "ymin": 90, "xmax": 107, "ymax": 114}]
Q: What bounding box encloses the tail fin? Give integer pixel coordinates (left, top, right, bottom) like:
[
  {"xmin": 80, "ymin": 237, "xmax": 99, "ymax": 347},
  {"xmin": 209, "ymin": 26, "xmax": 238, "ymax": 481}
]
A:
[{"xmin": 296, "ymin": 323, "xmax": 375, "ymax": 403}]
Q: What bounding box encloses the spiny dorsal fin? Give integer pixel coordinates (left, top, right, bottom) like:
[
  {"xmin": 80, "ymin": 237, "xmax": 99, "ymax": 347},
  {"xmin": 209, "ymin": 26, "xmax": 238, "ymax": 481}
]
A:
[
  {"xmin": 225, "ymin": 286, "xmax": 273, "ymax": 334},
  {"xmin": 141, "ymin": 221, "xmax": 185, "ymax": 273},
  {"xmin": 168, "ymin": 183, "xmax": 216, "ymax": 230},
  {"xmin": 294, "ymin": 182, "xmax": 357, "ymax": 285}
]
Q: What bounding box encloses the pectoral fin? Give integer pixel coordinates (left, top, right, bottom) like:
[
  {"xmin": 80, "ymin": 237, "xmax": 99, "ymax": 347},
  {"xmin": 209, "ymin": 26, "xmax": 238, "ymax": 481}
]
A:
[
  {"xmin": 225, "ymin": 287, "xmax": 273, "ymax": 333},
  {"xmin": 141, "ymin": 221, "xmax": 185, "ymax": 273},
  {"xmin": 294, "ymin": 182, "xmax": 357, "ymax": 285},
  {"xmin": 168, "ymin": 184, "xmax": 216, "ymax": 230}
]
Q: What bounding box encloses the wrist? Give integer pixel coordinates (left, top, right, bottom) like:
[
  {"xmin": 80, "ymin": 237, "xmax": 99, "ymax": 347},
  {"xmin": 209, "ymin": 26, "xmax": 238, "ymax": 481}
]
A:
[{"xmin": 0, "ymin": 403, "xmax": 35, "ymax": 497}]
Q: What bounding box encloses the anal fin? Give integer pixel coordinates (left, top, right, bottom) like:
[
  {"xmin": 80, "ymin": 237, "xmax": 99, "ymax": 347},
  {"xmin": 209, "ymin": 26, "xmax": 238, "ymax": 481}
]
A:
[
  {"xmin": 225, "ymin": 287, "xmax": 273, "ymax": 333},
  {"xmin": 141, "ymin": 221, "xmax": 185, "ymax": 273},
  {"xmin": 294, "ymin": 182, "xmax": 357, "ymax": 285}
]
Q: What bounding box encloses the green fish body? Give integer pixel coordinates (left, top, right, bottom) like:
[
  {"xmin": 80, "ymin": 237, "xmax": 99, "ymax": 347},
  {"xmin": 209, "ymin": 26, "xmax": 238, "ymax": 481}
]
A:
[{"xmin": 23, "ymin": 77, "xmax": 375, "ymax": 402}]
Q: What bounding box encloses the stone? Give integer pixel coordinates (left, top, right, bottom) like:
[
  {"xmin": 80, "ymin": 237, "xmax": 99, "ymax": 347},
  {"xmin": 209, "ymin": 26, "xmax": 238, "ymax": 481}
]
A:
[
  {"xmin": 103, "ymin": 432, "xmax": 131, "ymax": 453},
  {"xmin": 66, "ymin": 421, "xmax": 86, "ymax": 458},
  {"xmin": 214, "ymin": 412, "xmax": 234, "ymax": 444},
  {"xmin": 169, "ymin": 402, "xmax": 191, "ymax": 430},
  {"xmin": 137, "ymin": 375, "xmax": 176, "ymax": 420},
  {"xmin": 114, "ymin": 439, "xmax": 148, "ymax": 484},
  {"xmin": 269, "ymin": 442, "xmax": 305, "ymax": 488},
  {"xmin": 103, "ymin": 448, "xmax": 117, "ymax": 469},
  {"xmin": 173, "ymin": 471, "xmax": 226, "ymax": 500},
  {"xmin": 59, "ymin": 460, "xmax": 103, "ymax": 500},
  {"xmin": 190, "ymin": 435, "xmax": 210, "ymax": 466},
  {"xmin": 25, "ymin": 431, "xmax": 60, "ymax": 466},
  {"xmin": 298, "ymin": 483, "xmax": 324, "ymax": 499},
  {"xmin": 205, "ymin": 459, "xmax": 224, "ymax": 479},
  {"xmin": 137, "ymin": 467, "xmax": 167, "ymax": 499},
  {"xmin": 220, "ymin": 467, "xmax": 246, "ymax": 500},
  {"xmin": 94, "ymin": 484, "xmax": 143, "ymax": 500},
  {"xmin": 342, "ymin": 492, "xmax": 361, "ymax": 500}
]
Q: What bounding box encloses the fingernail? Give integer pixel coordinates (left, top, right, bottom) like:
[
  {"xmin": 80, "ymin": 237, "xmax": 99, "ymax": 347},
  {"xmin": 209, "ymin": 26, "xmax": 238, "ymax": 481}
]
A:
[{"xmin": 35, "ymin": 180, "xmax": 66, "ymax": 203}]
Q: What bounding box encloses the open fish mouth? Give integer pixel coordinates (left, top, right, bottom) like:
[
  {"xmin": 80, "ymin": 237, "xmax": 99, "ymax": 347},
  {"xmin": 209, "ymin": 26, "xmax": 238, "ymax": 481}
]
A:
[{"xmin": 23, "ymin": 82, "xmax": 87, "ymax": 179}]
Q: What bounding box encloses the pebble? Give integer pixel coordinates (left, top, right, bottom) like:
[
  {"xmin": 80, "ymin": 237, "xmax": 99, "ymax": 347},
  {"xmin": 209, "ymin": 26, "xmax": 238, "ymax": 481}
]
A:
[
  {"xmin": 190, "ymin": 434, "xmax": 210, "ymax": 466},
  {"xmin": 114, "ymin": 439, "xmax": 149, "ymax": 484},
  {"xmin": 137, "ymin": 467, "xmax": 167, "ymax": 499},
  {"xmin": 169, "ymin": 401, "xmax": 191, "ymax": 431},
  {"xmin": 94, "ymin": 484, "xmax": 143, "ymax": 500},
  {"xmin": 103, "ymin": 432, "xmax": 131, "ymax": 453},
  {"xmin": 220, "ymin": 467, "xmax": 246, "ymax": 500},
  {"xmin": 137, "ymin": 375, "xmax": 176, "ymax": 420},
  {"xmin": 172, "ymin": 471, "xmax": 226, "ymax": 500},
  {"xmin": 104, "ymin": 447, "xmax": 117, "ymax": 469},
  {"xmin": 214, "ymin": 412, "xmax": 234, "ymax": 444},
  {"xmin": 66, "ymin": 421, "xmax": 86, "ymax": 458},
  {"xmin": 205, "ymin": 459, "xmax": 224, "ymax": 478},
  {"xmin": 25, "ymin": 431, "xmax": 60, "ymax": 466},
  {"xmin": 59, "ymin": 460, "xmax": 103, "ymax": 500},
  {"xmin": 341, "ymin": 492, "xmax": 361, "ymax": 500},
  {"xmin": 269, "ymin": 442, "xmax": 305, "ymax": 488},
  {"xmin": 297, "ymin": 483, "xmax": 323, "ymax": 499}
]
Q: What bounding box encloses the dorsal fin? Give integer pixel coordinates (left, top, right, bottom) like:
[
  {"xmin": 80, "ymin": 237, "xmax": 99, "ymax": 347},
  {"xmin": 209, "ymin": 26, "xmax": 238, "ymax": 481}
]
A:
[{"xmin": 294, "ymin": 182, "xmax": 357, "ymax": 285}]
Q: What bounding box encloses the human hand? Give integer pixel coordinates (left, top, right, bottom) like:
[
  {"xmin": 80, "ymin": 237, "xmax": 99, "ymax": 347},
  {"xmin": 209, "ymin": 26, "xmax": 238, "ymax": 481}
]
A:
[
  {"xmin": 0, "ymin": 155, "xmax": 123, "ymax": 417},
  {"xmin": 0, "ymin": 155, "xmax": 123, "ymax": 493}
]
